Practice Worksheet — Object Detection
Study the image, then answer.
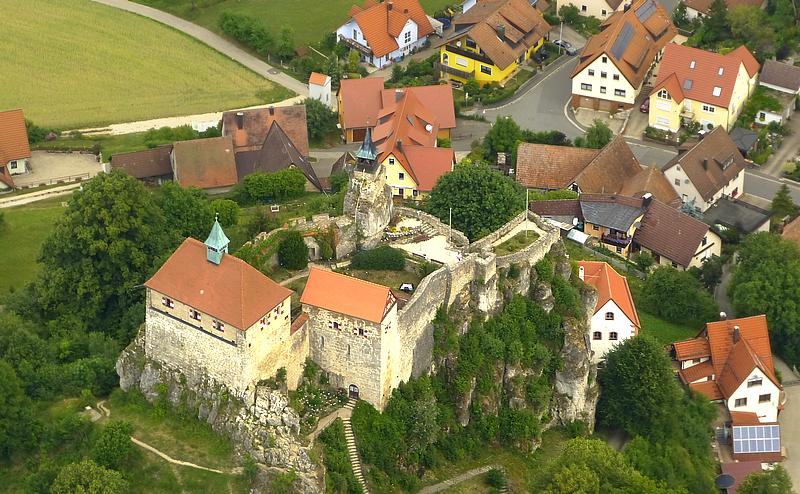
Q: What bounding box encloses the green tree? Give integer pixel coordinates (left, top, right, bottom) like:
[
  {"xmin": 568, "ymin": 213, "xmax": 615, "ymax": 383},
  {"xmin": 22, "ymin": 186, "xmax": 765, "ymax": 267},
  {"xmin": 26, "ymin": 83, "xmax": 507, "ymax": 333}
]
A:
[
  {"xmin": 632, "ymin": 252, "xmax": 655, "ymax": 273},
  {"xmin": 597, "ymin": 336, "xmax": 682, "ymax": 437},
  {"xmin": 0, "ymin": 360, "xmax": 34, "ymax": 459},
  {"xmin": 639, "ymin": 266, "xmax": 719, "ymax": 326},
  {"xmin": 51, "ymin": 460, "xmax": 128, "ymax": 494},
  {"xmin": 154, "ymin": 181, "xmax": 212, "ymax": 241},
  {"xmin": 245, "ymin": 206, "xmax": 280, "ymax": 238},
  {"xmin": 771, "ymin": 183, "xmax": 797, "ymax": 228},
  {"xmin": 34, "ymin": 171, "xmax": 170, "ymax": 335},
  {"xmin": 277, "ymin": 26, "xmax": 295, "ymax": 60},
  {"xmin": 730, "ymin": 233, "xmax": 800, "ymax": 364},
  {"xmin": 278, "ymin": 230, "xmax": 308, "ymax": 270},
  {"xmin": 210, "ymin": 199, "xmax": 240, "ymax": 228},
  {"xmin": 729, "ymin": 7, "xmax": 775, "ymax": 58},
  {"xmin": 91, "ymin": 420, "xmax": 134, "ymax": 470},
  {"xmin": 242, "ymin": 169, "xmax": 307, "ymax": 201},
  {"xmin": 329, "ymin": 171, "xmax": 349, "ymax": 193},
  {"xmin": 672, "ymin": 2, "xmax": 689, "ymax": 27},
  {"xmin": 464, "ymin": 78, "xmax": 480, "ymax": 98},
  {"xmin": 558, "ymin": 4, "xmax": 581, "ymax": 24},
  {"xmin": 704, "ymin": 0, "xmax": 731, "ymax": 43},
  {"xmin": 737, "ymin": 465, "xmax": 793, "ymax": 494},
  {"xmin": 347, "ymin": 50, "xmax": 361, "ymax": 72},
  {"xmin": 582, "ymin": 119, "xmax": 613, "ymax": 149},
  {"xmin": 483, "ymin": 116, "xmax": 522, "ymax": 160},
  {"xmin": 304, "ymin": 97, "xmax": 338, "ymax": 142},
  {"xmin": 427, "ymin": 162, "xmax": 524, "ymax": 240}
]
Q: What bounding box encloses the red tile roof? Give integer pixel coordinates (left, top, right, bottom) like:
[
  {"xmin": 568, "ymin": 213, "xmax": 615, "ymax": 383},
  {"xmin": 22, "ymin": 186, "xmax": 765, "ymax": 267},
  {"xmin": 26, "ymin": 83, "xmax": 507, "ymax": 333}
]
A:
[
  {"xmin": 381, "ymin": 85, "xmax": 457, "ymax": 130},
  {"xmin": 528, "ymin": 199, "xmax": 582, "ymax": 217},
  {"xmin": 652, "ymin": 43, "xmax": 759, "ymax": 108},
  {"xmin": 730, "ymin": 410, "xmax": 762, "ymax": 426},
  {"xmin": 679, "ymin": 360, "xmax": 714, "ymax": 383},
  {"xmin": 0, "ymin": 109, "xmax": 31, "ymax": 165},
  {"xmin": 401, "ymin": 146, "xmax": 455, "ymax": 190},
  {"xmin": 349, "ymin": 0, "xmax": 434, "ymax": 58},
  {"xmin": 516, "ymin": 144, "xmax": 598, "ymax": 189},
  {"xmin": 578, "ymin": 261, "xmax": 640, "ymax": 329},
  {"xmin": 782, "ymin": 216, "xmax": 800, "ymax": 246},
  {"xmin": 110, "ymin": 145, "xmax": 173, "ymax": 179},
  {"xmin": 634, "ymin": 198, "xmax": 712, "ymax": 268},
  {"xmin": 704, "ymin": 315, "xmax": 777, "ymax": 387},
  {"xmin": 145, "ymin": 238, "xmax": 291, "ymax": 330},
  {"xmin": 721, "ymin": 461, "xmax": 764, "ymax": 494},
  {"xmin": 291, "ymin": 312, "xmax": 309, "ymax": 335},
  {"xmin": 690, "ymin": 380, "xmax": 724, "ymax": 400},
  {"xmin": 338, "ymin": 77, "xmax": 387, "ymax": 130},
  {"xmin": 300, "ymin": 267, "xmax": 397, "ymax": 323},
  {"xmin": 620, "ymin": 165, "xmax": 682, "ymax": 208},
  {"xmin": 172, "ymin": 137, "xmax": 238, "ymax": 190},
  {"xmin": 222, "ymin": 105, "xmax": 309, "ymax": 156},
  {"xmin": 309, "ymin": 72, "xmax": 330, "ymax": 86},
  {"xmin": 674, "ymin": 337, "xmax": 711, "ymax": 360}
]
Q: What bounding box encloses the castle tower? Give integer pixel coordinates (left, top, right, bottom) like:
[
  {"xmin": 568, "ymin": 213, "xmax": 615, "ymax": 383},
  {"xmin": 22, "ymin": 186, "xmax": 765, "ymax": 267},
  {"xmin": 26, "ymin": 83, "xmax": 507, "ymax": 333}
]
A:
[
  {"xmin": 354, "ymin": 126, "xmax": 378, "ymax": 173},
  {"xmin": 205, "ymin": 217, "xmax": 230, "ymax": 265}
]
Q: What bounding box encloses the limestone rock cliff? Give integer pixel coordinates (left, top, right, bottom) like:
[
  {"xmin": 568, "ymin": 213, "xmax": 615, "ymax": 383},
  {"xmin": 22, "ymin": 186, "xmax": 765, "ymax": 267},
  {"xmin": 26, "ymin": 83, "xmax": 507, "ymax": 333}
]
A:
[
  {"xmin": 343, "ymin": 169, "xmax": 393, "ymax": 249},
  {"xmin": 116, "ymin": 328, "xmax": 321, "ymax": 493}
]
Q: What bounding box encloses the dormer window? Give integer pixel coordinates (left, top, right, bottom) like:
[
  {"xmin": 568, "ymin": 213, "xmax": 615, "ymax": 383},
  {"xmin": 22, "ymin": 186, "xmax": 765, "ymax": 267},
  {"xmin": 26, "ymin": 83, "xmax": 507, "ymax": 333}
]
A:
[
  {"xmin": 689, "ymin": 60, "xmax": 696, "ymax": 69},
  {"xmin": 161, "ymin": 297, "xmax": 175, "ymax": 309},
  {"xmin": 712, "ymin": 86, "xmax": 722, "ymax": 97}
]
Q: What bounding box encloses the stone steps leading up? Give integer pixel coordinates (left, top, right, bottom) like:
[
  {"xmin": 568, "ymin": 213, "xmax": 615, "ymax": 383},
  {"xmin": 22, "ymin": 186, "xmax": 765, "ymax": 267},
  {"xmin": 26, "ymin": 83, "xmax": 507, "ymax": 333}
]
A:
[{"xmin": 342, "ymin": 416, "xmax": 369, "ymax": 494}]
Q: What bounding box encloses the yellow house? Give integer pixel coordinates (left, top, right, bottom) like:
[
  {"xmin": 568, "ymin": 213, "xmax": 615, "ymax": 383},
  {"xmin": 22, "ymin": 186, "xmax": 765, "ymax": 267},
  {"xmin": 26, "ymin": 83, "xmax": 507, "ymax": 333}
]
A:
[
  {"xmin": 649, "ymin": 44, "xmax": 760, "ymax": 132},
  {"xmin": 438, "ymin": 0, "xmax": 549, "ymax": 86},
  {"xmin": 356, "ymin": 90, "xmax": 455, "ymax": 200}
]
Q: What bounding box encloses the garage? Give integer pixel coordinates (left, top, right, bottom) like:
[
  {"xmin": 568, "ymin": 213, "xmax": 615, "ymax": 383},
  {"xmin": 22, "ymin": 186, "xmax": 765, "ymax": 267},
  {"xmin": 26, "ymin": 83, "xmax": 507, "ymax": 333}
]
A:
[
  {"xmin": 351, "ymin": 128, "xmax": 366, "ymax": 142},
  {"xmin": 598, "ymin": 99, "xmax": 613, "ymax": 112}
]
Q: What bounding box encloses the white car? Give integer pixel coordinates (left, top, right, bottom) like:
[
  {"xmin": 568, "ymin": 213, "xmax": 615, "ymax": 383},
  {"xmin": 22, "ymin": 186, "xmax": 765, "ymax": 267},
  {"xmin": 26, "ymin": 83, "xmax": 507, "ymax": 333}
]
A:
[
  {"xmin": 553, "ymin": 39, "xmax": 577, "ymax": 56},
  {"xmin": 399, "ymin": 283, "xmax": 415, "ymax": 293}
]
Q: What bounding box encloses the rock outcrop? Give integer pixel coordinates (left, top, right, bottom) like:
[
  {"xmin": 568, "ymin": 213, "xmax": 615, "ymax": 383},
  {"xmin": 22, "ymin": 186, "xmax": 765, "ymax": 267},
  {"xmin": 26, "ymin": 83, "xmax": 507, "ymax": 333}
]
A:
[
  {"xmin": 343, "ymin": 168, "xmax": 393, "ymax": 249},
  {"xmin": 116, "ymin": 328, "xmax": 321, "ymax": 493}
]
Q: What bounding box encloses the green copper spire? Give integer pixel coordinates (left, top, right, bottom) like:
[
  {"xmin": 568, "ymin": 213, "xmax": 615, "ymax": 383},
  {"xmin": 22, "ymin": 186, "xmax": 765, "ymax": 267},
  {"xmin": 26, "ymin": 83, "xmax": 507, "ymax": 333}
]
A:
[
  {"xmin": 205, "ymin": 216, "xmax": 230, "ymax": 265},
  {"xmin": 355, "ymin": 127, "xmax": 377, "ymax": 162}
]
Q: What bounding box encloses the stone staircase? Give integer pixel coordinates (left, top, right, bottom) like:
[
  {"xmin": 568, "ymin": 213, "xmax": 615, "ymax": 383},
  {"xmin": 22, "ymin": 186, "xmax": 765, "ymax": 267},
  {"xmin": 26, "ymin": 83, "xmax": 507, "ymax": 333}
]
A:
[{"xmin": 342, "ymin": 399, "xmax": 369, "ymax": 493}]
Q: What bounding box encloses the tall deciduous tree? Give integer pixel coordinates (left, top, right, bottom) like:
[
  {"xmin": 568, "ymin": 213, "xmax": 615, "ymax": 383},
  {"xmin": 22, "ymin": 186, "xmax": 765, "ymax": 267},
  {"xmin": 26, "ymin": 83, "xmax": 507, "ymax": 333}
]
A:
[
  {"xmin": 278, "ymin": 231, "xmax": 308, "ymax": 270},
  {"xmin": 639, "ymin": 266, "xmax": 719, "ymax": 326},
  {"xmin": 582, "ymin": 119, "xmax": 613, "ymax": 149},
  {"xmin": 728, "ymin": 6, "xmax": 775, "ymax": 58},
  {"xmin": 704, "ymin": 0, "xmax": 731, "ymax": 43},
  {"xmin": 34, "ymin": 172, "xmax": 171, "ymax": 335},
  {"xmin": 730, "ymin": 232, "xmax": 800, "ymax": 365},
  {"xmin": 597, "ymin": 336, "xmax": 682, "ymax": 437},
  {"xmin": 737, "ymin": 465, "xmax": 793, "ymax": 494},
  {"xmin": 91, "ymin": 420, "xmax": 134, "ymax": 470},
  {"xmin": 0, "ymin": 360, "xmax": 35, "ymax": 459},
  {"xmin": 51, "ymin": 460, "xmax": 128, "ymax": 494},
  {"xmin": 153, "ymin": 181, "xmax": 212, "ymax": 242},
  {"xmin": 304, "ymin": 97, "xmax": 338, "ymax": 142},
  {"xmin": 483, "ymin": 116, "xmax": 522, "ymax": 160},
  {"xmin": 427, "ymin": 162, "xmax": 524, "ymax": 241}
]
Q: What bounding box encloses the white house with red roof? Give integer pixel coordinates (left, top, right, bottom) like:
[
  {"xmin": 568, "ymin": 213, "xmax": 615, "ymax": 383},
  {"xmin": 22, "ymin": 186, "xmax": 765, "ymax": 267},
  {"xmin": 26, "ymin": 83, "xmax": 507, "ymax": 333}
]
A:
[
  {"xmin": 143, "ymin": 220, "xmax": 304, "ymax": 393},
  {"xmin": 578, "ymin": 261, "xmax": 640, "ymax": 362},
  {"xmin": 0, "ymin": 108, "xmax": 32, "ymax": 190},
  {"xmin": 673, "ymin": 315, "xmax": 785, "ymax": 462},
  {"xmin": 648, "ymin": 44, "xmax": 759, "ymax": 132},
  {"xmin": 336, "ymin": 0, "xmax": 434, "ymax": 68}
]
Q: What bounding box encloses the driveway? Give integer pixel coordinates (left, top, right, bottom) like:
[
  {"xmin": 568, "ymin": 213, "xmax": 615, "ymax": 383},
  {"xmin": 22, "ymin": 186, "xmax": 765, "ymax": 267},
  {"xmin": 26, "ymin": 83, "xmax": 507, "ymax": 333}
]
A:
[
  {"xmin": 90, "ymin": 0, "xmax": 307, "ymax": 97},
  {"xmin": 762, "ymin": 116, "xmax": 800, "ymax": 177},
  {"xmin": 775, "ymin": 357, "xmax": 800, "ymax": 486}
]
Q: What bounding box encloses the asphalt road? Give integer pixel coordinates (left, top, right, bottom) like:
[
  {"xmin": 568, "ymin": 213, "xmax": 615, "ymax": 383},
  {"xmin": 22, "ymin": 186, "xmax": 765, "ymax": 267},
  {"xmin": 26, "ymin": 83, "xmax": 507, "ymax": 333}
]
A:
[{"xmin": 745, "ymin": 170, "xmax": 800, "ymax": 203}]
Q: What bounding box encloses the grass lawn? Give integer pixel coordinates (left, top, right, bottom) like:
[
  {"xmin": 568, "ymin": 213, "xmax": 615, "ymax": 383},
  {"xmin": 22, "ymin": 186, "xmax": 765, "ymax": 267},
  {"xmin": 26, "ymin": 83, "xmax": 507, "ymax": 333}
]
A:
[
  {"xmin": 0, "ymin": 196, "xmax": 66, "ymax": 295},
  {"xmin": 341, "ymin": 268, "xmax": 422, "ymax": 291},
  {"xmin": 494, "ymin": 231, "xmax": 540, "ymax": 256},
  {"xmin": 136, "ymin": 0, "xmax": 455, "ymax": 49},
  {"xmin": 639, "ymin": 310, "xmax": 698, "ymax": 346},
  {"xmin": 1, "ymin": 0, "xmax": 293, "ymax": 129},
  {"xmin": 33, "ymin": 132, "xmax": 178, "ymax": 160}
]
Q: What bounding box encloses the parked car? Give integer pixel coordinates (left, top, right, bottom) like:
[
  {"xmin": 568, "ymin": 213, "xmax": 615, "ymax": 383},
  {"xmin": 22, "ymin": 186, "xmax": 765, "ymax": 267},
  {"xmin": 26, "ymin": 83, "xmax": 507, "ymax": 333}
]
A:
[
  {"xmin": 553, "ymin": 39, "xmax": 577, "ymax": 56},
  {"xmin": 639, "ymin": 98, "xmax": 650, "ymax": 113},
  {"xmin": 399, "ymin": 283, "xmax": 415, "ymax": 293},
  {"xmin": 435, "ymin": 17, "xmax": 452, "ymax": 30}
]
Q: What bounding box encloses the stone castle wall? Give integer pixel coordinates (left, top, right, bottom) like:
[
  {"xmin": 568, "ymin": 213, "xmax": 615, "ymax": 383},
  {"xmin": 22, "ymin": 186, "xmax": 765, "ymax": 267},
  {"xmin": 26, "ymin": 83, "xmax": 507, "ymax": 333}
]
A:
[
  {"xmin": 395, "ymin": 206, "xmax": 470, "ymax": 247},
  {"xmin": 469, "ymin": 210, "xmax": 528, "ymax": 253}
]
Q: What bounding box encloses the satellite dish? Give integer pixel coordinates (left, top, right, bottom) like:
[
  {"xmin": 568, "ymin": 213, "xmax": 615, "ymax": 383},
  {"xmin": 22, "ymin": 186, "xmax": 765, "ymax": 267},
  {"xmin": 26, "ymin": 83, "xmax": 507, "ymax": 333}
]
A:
[
  {"xmin": 715, "ymin": 474, "xmax": 735, "ymax": 489},
  {"xmin": 425, "ymin": 124, "xmax": 433, "ymax": 132}
]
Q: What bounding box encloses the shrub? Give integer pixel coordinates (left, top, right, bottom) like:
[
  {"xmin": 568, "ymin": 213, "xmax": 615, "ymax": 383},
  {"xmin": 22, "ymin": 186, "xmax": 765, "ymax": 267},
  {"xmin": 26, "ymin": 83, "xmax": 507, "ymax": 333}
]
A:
[
  {"xmin": 329, "ymin": 171, "xmax": 349, "ymax": 193},
  {"xmin": 242, "ymin": 168, "xmax": 307, "ymax": 202},
  {"xmin": 91, "ymin": 420, "xmax": 134, "ymax": 470},
  {"xmin": 486, "ymin": 469, "xmax": 506, "ymax": 489},
  {"xmin": 210, "ymin": 199, "xmax": 240, "ymax": 227},
  {"xmin": 418, "ymin": 261, "xmax": 438, "ymax": 277},
  {"xmin": 278, "ymin": 230, "xmax": 308, "ymax": 270},
  {"xmin": 305, "ymin": 97, "xmax": 338, "ymax": 142},
  {"xmin": 219, "ymin": 12, "xmax": 275, "ymax": 56},
  {"xmin": 350, "ymin": 246, "xmax": 406, "ymax": 270}
]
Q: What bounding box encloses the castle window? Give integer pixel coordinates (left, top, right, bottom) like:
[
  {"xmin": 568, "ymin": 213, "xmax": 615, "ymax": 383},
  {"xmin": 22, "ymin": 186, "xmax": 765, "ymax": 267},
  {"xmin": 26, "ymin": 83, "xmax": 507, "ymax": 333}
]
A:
[
  {"xmin": 321, "ymin": 336, "xmax": 325, "ymax": 348},
  {"xmin": 261, "ymin": 317, "xmax": 267, "ymax": 325},
  {"xmin": 602, "ymin": 56, "xmax": 608, "ymax": 63},
  {"xmin": 609, "ymin": 332, "xmax": 618, "ymax": 340},
  {"xmin": 161, "ymin": 297, "xmax": 174, "ymax": 309},
  {"xmin": 189, "ymin": 309, "xmax": 201, "ymax": 321},
  {"xmin": 605, "ymin": 312, "xmax": 614, "ymax": 320},
  {"xmin": 212, "ymin": 320, "xmax": 224, "ymax": 331},
  {"xmin": 614, "ymin": 89, "xmax": 626, "ymax": 97},
  {"xmin": 588, "ymin": 69, "xmax": 595, "ymax": 76},
  {"xmin": 347, "ymin": 345, "xmax": 351, "ymax": 358},
  {"xmin": 359, "ymin": 328, "xmax": 366, "ymax": 337},
  {"xmin": 593, "ymin": 331, "xmax": 602, "ymax": 340},
  {"xmin": 601, "ymin": 71, "xmax": 607, "ymax": 78},
  {"xmin": 332, "ymin": 321, "xmax": 340, "ymax": 330}
]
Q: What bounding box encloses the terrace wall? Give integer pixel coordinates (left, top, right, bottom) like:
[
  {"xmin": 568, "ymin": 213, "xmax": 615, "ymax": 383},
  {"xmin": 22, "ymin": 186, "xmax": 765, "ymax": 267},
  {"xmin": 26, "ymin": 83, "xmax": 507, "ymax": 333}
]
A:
[{"xmin": 395, "ymin": 206, "xmax": 470, "ymax": 247}]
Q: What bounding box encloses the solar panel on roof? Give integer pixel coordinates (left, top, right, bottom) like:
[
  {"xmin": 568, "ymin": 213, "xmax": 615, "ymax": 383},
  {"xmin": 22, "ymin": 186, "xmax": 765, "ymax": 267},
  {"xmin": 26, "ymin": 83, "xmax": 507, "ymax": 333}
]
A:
[
  {"xmin": 635, "ymin": 0, "xmax": 657, "ymax": 22},
  {"xmin": 683, "ymin": 79, "xmax": 693, "ymax": 90},
  {"xmin": 732, "ymin": 425, "xmax": 781, "ymax": 454},
  {"xmin": 611, "ymin": 22, "xmax": 634, "ymax": 60}
]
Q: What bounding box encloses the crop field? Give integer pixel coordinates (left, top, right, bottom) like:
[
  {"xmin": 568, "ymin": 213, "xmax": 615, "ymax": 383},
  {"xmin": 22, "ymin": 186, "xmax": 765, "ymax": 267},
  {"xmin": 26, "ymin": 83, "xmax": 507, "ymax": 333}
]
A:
[
  {"xmin": 137, "ymin": 0, "xmax": 455, "ymax": 49},
  {"xmin": 0, "ymin": 0, "xmax": 293, "ymax": 130}
]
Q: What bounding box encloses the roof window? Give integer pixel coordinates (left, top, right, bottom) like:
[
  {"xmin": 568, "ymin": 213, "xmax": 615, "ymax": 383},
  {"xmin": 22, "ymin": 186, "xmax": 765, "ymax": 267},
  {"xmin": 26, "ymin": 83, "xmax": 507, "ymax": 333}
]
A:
[
  {"xmin": 718, "ymin": 67, "xmax": 724, "ymax": 75},
  {"xmin": 689, "ymin": 60, "xmax": 696, "ymax": 69},
  {"xmin": 712, "ymin": 86, "xmax": 722, "ymax": 97}
]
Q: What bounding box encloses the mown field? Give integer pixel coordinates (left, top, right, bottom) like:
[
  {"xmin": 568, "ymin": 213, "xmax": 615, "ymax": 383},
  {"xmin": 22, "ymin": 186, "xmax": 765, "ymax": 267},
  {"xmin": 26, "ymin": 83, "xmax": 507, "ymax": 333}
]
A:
[
  {"xmin": 0, "ymin": 0, "xmax": 293, "ymax": 129},
  {"xmin": 137, "ymin": 0, "xmax": 455, "ymax": 49}
]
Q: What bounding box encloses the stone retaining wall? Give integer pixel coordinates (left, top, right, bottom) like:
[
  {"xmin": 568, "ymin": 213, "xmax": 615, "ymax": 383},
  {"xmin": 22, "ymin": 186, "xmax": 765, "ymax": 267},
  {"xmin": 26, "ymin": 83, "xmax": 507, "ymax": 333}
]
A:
[
  {"xmin": 469, "ymin": 211, "xmax": 528, "ymax": 253},
  {"xmin": 395, "ymin": 207, "xmax": 470, "ymax": 247}
]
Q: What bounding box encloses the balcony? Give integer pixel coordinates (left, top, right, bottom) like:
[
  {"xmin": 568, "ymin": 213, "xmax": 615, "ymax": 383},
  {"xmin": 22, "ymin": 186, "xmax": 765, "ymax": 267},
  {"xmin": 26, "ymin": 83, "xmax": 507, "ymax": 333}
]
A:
[
  {"xmin": 602, "ymin": 233, "xmax": 632, "ymax": 248},
  {"xmin": 338, "ymin": 35, "xmax": 372, "ymax": 56},
  {"xmin": 434, "ymin": 62, "xmax": 473, "ymax": 80},
  {"xmin": 443, "ymin": 43, "xmax": 495, "ymax": 65}
]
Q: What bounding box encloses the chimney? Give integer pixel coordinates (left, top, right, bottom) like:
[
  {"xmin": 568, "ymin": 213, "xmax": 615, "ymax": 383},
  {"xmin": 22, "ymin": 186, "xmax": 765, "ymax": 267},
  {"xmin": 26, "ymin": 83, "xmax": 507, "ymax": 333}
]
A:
[
  {"xmin": 642, "ymin": 192, "xmax": 653, "ymax": 208},
  {"xmin": 235, "ymin": 112, "xmax": 244, "ymax": 130},
  {"xmin": 397, "ymin": 139, "xmax": 403, "ymax": 151},
  {"xmin": 720, "ymin": 311, "xmax": 727, "ymax": 320},
  {"xmin": 732, "ymin": 325, "xmax": 741, "ymax": 343},
  {"xmin": 578, "ymin": 265, "xmax": 585, "ymax": 281},
  {"xmin": 387, "ymin": 0, "xmax": 393, "ymax": 10},
  {"xmin": 702, "ymin": 158, "xmax": 708, "ymax": 170},
  {"xmin": 268, "ymin": 106, "xmax": 275, "ymax": 116},
  {"xmin": 497, "ymin": 24, "xmax": 505, "ymax": 38}
]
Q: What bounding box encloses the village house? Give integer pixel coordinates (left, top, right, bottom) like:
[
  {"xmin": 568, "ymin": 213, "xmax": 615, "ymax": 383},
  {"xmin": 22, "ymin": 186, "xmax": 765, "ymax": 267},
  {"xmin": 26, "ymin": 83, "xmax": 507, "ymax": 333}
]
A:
[
  {"xmin": 754, "ymin": 60, "xmax": 800, "ymax": 126},
  {"xmin": 300, "ymin": 267, "xmax": 401, "ymax": 409},
  {"xmin": 170, "ymin": 136, "xmax": 238, "ymax": 191},
  {"xmin": 571, "ymin": 0, "xmax": 675, "ymax": 112},
  {"xmin": 578, "ymin": 261, "xmax": 640, "ymax": 362},
  {"xmin": 662, "ymin": 126, "xmax": 747, "ymax": 213},
  {"xmin": 682, "ymin": 0, "xmax": 766, "ymax": 20},
  {"xmin": 336, "ymin": 0, "xmax": 434, "ymax": 69},
  {"xmin": 337, "ymin": 77, "xmax": 455, "ymax": 143},
  {"xmin": 672, "ymin": 315, "xmax": 784, "ymax": 462},
  {"xmin": 0, "ymin": 108, "xmax": 32, "ymax": 190},
  {"xmin": 516, "ymin": 135, "xmax": 681, "ymax": 207},
  {"xmin": 557, "ymin": 0, "xmax": 627, "ymax": 19},
  {"xmin": 648, "ymin": 44, "xmax": 759, "ymax": 132},
  {"xmin": 110, "ymin": 145, "xmax": 174, "ymax": 185},
  {"xmin": 530, "ymin": 193, "xmax": 721, "ymax": 269},
  {"xmin": 438, "ymin": 0, "xmax": 550, "ymax": 87},
  {"xmin": 308, "ymin": 72, "xmax": 333, "ymax": 109},
  {"xmin": 143, "ymin": 220, "xmax": 305, "ymax": 393}
]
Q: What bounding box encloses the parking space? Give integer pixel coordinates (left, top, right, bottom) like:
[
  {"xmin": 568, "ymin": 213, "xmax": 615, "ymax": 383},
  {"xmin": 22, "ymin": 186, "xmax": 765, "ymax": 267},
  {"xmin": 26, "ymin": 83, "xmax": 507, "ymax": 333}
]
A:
[{"xmin": 13, "ymin": 151, "xmax": 102, "ymax": 188}]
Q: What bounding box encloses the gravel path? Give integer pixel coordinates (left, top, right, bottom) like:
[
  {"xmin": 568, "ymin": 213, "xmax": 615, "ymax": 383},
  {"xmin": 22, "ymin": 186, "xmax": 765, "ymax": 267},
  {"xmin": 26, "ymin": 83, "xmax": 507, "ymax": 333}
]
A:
[
  {"xmin": 89, "ymin": 0, "xmax": 308, "ymax": 97},
  {"xmin": 417, "ymin": 465, "xmax": 501, "ymax": 494}
]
